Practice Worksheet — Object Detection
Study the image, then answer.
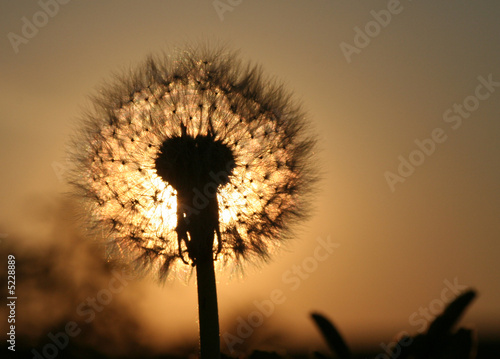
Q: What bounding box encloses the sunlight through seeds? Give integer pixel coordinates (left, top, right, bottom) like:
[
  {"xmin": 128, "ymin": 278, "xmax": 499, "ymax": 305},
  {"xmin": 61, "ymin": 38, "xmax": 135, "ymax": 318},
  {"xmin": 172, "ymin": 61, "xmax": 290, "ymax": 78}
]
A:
[{"xmin": 68, "ymin": 47, "xmax": 316, "ymax": 281}]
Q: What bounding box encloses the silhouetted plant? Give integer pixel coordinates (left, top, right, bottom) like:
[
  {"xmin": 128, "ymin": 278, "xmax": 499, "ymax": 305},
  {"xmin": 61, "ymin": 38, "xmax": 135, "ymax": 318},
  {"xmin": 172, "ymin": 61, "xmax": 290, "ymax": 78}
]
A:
[
  {"xmin": 68, "ymin": 46, "xmax": 316, "ymax": 358},
  {"xmin": 311, "ymin": 289, "xmax": 477, "ymax": 359},
  {"xmin": 398, "ymin": 290, "xmax": 477, "ymax": 359},
  {"xmin": 311, "ymin": 312, "xmax": 351, "ymax": 359}
]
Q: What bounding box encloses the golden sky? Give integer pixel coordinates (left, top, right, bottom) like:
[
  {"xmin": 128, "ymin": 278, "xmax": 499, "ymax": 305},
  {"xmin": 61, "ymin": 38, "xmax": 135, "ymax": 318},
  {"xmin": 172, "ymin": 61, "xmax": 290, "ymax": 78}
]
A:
[{"xmin": 1, "ymin": 0, "xmax": 499, "ymax": 354}]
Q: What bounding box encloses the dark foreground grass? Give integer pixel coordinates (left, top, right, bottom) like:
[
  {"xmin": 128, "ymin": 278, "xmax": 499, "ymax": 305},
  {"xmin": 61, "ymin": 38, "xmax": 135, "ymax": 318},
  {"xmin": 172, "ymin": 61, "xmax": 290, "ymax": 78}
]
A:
[{"xmin": 4, "ymin": 289, "xmax": 500, "ymax": 359}]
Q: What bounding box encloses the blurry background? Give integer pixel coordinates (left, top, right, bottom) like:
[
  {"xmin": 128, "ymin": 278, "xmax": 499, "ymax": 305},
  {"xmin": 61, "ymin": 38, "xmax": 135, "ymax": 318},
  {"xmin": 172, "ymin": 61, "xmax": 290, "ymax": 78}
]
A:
[{"xmin": 1, "ymin": 0, "xmax": 499, "ymax": 356}]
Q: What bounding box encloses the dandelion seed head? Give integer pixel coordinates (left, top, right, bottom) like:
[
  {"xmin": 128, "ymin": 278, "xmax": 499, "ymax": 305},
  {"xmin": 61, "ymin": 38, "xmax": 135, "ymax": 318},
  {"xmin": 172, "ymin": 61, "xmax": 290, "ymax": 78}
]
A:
[{"xmin": 68, "ymin": 47, "xmax": 316, "ymax": 280}]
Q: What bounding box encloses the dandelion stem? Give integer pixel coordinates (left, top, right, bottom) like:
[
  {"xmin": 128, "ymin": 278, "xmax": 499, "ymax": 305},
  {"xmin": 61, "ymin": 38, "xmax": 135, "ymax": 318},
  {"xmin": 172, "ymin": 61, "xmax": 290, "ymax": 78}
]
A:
[{"xmin": 195, "ymin": 245, "xmax": 221, "ymax": 358}]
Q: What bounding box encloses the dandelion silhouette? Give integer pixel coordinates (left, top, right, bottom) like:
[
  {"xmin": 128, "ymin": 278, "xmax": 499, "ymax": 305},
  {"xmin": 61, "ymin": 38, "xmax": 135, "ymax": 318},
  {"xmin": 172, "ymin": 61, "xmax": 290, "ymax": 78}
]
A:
[{"xmin": 69, "ymin": 46, "xmax": 316, "ymax": 358}]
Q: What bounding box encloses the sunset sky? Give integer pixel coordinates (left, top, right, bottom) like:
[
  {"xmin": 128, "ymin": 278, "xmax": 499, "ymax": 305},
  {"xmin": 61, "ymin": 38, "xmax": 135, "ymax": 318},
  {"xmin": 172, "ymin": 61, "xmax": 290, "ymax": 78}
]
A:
[{"xmin": 1, "ymin": 0, "xmax": 499, "ymax": 355}]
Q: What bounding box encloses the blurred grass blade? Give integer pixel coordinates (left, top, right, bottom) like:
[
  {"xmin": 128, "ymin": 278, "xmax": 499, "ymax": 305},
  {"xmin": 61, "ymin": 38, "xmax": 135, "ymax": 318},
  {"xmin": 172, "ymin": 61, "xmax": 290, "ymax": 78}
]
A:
[
  {"xmin": 427, "ymin": 290, "xmax": 476, "ymax": 340},
  {"xmin": 311, "ymin": 312, "xmax": 351, "ymax": 359}
]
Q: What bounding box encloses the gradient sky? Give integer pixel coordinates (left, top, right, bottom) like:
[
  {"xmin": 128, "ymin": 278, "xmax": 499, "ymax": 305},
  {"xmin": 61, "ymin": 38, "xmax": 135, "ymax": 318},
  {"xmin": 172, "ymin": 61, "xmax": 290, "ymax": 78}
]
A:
[{"xmin": 1, "ymin": 0, "xmax": 499, "ymax": 354}]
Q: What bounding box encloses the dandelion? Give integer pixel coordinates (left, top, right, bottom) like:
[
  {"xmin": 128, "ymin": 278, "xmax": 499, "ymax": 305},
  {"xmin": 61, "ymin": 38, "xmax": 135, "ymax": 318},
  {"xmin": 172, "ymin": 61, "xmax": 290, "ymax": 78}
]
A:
[{"xmin": 68, "ymin": 46, "xmax": 316, "ymax": 358}]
